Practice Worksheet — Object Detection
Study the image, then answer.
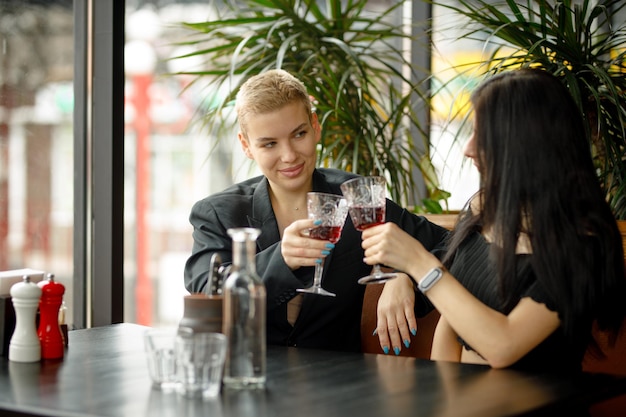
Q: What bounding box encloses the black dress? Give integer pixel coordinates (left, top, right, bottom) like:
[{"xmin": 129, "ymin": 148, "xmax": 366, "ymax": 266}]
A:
[{"xmin": 449, "ymin": 231, "xmax": 585, "ymax": 372}]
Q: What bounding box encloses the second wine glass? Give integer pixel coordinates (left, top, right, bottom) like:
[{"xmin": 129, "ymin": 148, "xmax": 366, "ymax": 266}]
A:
[
  {"xmin": 340, "ymin": 176, "xmax": 398, "ymax": 284},
  {"xmin": 296, "ymin": 192, "xmax": 349, "ymax": 297}
]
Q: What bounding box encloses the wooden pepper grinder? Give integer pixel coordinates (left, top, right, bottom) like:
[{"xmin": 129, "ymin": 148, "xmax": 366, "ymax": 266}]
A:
[
  {"xmin": 8, "ymin": 275, "xmax": 42, "ymax": 363},
  {"xmin": 37, "ymin": 273, "xmax": 65, "ymax": 360},
  {"xmin": 179, "ymin": 253, "xmax": 224, "ymax": 334}
]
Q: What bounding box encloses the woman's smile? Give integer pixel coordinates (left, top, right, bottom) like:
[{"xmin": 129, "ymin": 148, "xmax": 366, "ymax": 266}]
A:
[{"xmin": 279, "ymin": 163, "xmax": 305, "ymax": 178}]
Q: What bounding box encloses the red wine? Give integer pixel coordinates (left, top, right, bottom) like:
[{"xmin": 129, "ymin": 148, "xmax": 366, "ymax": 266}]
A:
[
  {"xmin": 349, "ymin": 206, "xmax": 385, "ymax": 231},
  {"xmin": 309, "ymin": 225, "xmax": 342, "ymax": 243}
]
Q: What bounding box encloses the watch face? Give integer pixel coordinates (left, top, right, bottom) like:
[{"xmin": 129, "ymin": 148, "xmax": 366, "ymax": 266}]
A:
[{"xmin": 419, "ymin": 267, "xmax": 443, "ymax": 292}]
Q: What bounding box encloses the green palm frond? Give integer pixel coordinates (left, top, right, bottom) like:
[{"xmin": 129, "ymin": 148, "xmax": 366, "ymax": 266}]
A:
[
  {"xmin": 172, "ymin": 0, "xmax": 448, "ymax": 208},
  {"xmin": 433, "ymin": 0, "xmax": 626, "ymax": 218}
]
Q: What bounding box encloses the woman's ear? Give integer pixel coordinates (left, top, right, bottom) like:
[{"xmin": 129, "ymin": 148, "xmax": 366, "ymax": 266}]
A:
[{"xmin": 238, "ymin": 132, "xmax": 253, "ymax": 159}]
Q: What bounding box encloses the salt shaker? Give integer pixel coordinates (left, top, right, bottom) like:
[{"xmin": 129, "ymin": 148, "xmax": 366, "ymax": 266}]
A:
[
  {"xmin": 38, "ymin": 273, "xmax": 65, "ymax": 359},
  {"xmin": 8, "ymin": 275, "xmax": 42, "ymax": 362}
]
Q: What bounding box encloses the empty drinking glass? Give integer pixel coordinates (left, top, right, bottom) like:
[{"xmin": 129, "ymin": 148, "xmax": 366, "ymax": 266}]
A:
[
  {"xmin": 176, "ymin": 331, "xmax": 227, "ymax": 399},
  {"xmin": 144, "ymin": 328, "xmax": 179, "ymax": 392}
]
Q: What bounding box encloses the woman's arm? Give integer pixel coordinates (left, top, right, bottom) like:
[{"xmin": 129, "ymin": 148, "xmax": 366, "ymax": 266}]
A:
[
  {"xmin": 375, "ymin": 273, "xmax": 417, "ymax": 355},
  {"xmin": 427, "ymin": 280, "xmax": 559, "ymax": 368},
  {"xmin": 184, "ymin": 199, "xmax": 233, "ymax": 293},
  {"xmin": 184, "ymin": 198, "xmax": 317, "ymax": 300},
  {"xmin": 431, "ymin": 316, "xmax": 462, "ymax": 362},
  {"xmin": 361, "ymin": 222, "xmax": 560, "ymax": 368}
]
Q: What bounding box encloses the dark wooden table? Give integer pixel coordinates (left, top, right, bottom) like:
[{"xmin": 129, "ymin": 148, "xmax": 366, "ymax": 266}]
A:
[{"xmin": 0, "ymin": 323, "xmax": 624, "ymax": 417}]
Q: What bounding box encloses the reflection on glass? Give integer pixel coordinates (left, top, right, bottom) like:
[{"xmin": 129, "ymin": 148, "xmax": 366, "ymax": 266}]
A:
[{"xmin": 0, "ymin": 1, "xmax": 74, "ymax": 327}]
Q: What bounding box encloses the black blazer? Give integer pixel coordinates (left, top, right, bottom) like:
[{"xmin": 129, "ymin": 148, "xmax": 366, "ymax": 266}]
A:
[{"xmin": 184, "ymin": 168, "xmax": 448, "ymax": 352}]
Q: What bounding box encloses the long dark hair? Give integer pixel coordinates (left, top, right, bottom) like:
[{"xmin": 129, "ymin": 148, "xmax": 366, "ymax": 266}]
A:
[{"xmin": 443, "ymin": 68, "xmax": 626, "ymax": 354}]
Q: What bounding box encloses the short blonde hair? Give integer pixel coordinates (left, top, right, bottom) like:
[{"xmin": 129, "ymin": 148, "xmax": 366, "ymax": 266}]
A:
[{"xmin": 235, "ymin": 69, "xmax": 313, "ymax": 138}]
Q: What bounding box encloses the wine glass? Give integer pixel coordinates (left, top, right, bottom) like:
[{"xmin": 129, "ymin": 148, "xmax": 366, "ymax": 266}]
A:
[
  {"xmin": 297, "ymin": 192, "xmax": 349, "ymax": 297},
  {"xmin": 340, "ymin": 176, "xmax": 398, "ymax": 284}
]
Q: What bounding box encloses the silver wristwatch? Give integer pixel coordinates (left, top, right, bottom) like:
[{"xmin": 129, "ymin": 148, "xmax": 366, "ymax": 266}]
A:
[{"xmin": 417, "ymin": 267, "xmax": 444, "ymax": 293}]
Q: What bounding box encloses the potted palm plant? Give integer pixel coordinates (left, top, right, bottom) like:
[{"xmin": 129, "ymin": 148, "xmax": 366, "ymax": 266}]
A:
[
  {"xmin": 432, "ymin": 0, "xmax": 626, "ymax": 222},
  {"xmin": 172, "ymin": 0, "xmax": 449, "ymax": 210}
]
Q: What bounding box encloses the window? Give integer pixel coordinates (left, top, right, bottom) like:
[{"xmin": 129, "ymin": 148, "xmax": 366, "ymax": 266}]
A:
[
  {"xmin": 8, "ymin": 0, "xmax": 618, "ymax": 328},
  {"xmin": 0, "ymin": 0, "xmax": 75, "ymax": 326},
  {"xmin": 124, "ymin": 1, "xmax": 233, "ymax": 326},
  {"xmin": 121, "ymin": 0, "xmax": 410, "ymax": 327}
]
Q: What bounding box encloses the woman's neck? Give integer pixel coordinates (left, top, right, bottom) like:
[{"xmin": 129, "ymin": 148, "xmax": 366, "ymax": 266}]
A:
[{"xmin": 269, "ymin": 186, "xmax": 311, "ymax": 236}]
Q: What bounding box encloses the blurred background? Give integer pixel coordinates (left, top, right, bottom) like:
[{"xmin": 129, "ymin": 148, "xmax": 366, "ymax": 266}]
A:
[{"xmin": 0, "ymin": 0, "xmax": 520, "ymax": 328}]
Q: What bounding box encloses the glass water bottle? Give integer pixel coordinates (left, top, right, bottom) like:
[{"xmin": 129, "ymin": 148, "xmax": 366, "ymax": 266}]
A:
[{"xmin": 223, "ymin": 228, "xmax": 266, "ymax": 389}]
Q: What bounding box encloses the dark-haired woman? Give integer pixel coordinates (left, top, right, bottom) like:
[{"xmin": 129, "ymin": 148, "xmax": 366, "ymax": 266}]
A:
[{"xmin": 360, "ymin": 68, "xmax": 626, "ymax": 371}]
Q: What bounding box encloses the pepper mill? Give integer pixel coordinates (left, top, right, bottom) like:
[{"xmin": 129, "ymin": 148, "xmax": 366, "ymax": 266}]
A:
[
  {"xmin": 179, "ymin": 294, "xmax": 224, "ymax": 334},
  {"xmin": 179, "ymin": 253, "xmax": 224, "ymax": 334},
  {"xmin": 38, "ymin": 273, "xmax": 65, "ymax": 360},
  {"xmin": 8, "ymin": 275, "xmax": 42, "ymax": 362}
]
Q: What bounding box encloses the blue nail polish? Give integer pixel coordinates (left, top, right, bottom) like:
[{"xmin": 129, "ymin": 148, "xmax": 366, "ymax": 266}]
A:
[
  {"xmin": 411, "ymin": 328, "xmax": 417, "ymax": 336},
  {"xmin": 394, "ymin": 347, "xmax": 401, "ymax": 355},
  {"xmin": 321, "ymin": 250, "xmax": 331, "ymax": 256},
  {"xmin": 404, "ymin": 339, "xmax": 410, "ymax": 348},
  {"xmin": 313, "ymin": 219, "xmax": 322, "ymax": 225},
  {"xmin": 372, "ymin": 329, "xmax": 378, "ymax": 336},
  {"xmin": 383, "ymin": 346, "xmax": 389, "ymax": 355},
  {"xmin": 315, "ymin": 258, "xmax": 322, "ymax": 264},
  {"xmin": 325, "ymin": 243, "xmax": 335, "ymax": 249}
]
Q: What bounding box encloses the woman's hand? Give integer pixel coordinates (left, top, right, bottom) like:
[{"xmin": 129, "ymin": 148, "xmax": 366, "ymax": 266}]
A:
[
  {"xmin": 361, "ymin": 222, "xmax": 436, "ymax": 280},
  {"xmin": 362, "ymin": 222, "xmax": 441, "ymax": 355},
  {"xmin": 375, "ymin": 273, "xmax": 417, "ymax": 355},
  {"xmin": 281, "ymin": 219, "xmax": 333, "ymax": 270}
]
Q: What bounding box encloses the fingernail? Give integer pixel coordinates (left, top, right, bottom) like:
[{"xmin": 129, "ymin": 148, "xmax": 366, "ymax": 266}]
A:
[
  {"xmin": 314, "ymin": 219, "xmax": 322, "ymax": 225},
  {"xmin": 411, "ymin": 328, "xmax": 417, "ymax": 336},
  {"xmin": 372, "ymin": 329, "xmax": 378, "ymax": 336},
  {"xmin": 393, "ymin": 347, "xmax": 401, "ymax": 356},
  {"xmin": 404, "ymin": 339, "xmax": 410, "ymax": 348},
  {"xmin": 325, "ymin": 243, "xmax": 335, "ymax": 249},
  {"xmin": 321, "ymin": 250, "xmax": 331, "ymax": 256},
  {"xmin": 383, "ymin": 346, "xmax": 389, "ymax": 355},
  {"xmin": 315, "ymin": 258, "xmax": 322, "ymax": 264}
]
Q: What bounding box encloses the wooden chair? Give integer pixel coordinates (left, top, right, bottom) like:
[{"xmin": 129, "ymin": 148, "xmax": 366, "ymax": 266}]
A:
[{"xmin": 583, "ymin": 300, "xmax": 626, "ymax": 416}]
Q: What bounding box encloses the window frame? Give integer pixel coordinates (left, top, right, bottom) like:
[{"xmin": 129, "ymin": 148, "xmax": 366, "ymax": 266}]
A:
[{"xmin": 73, "ymin": 0, "xmax": 125, "ymax": 328}]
